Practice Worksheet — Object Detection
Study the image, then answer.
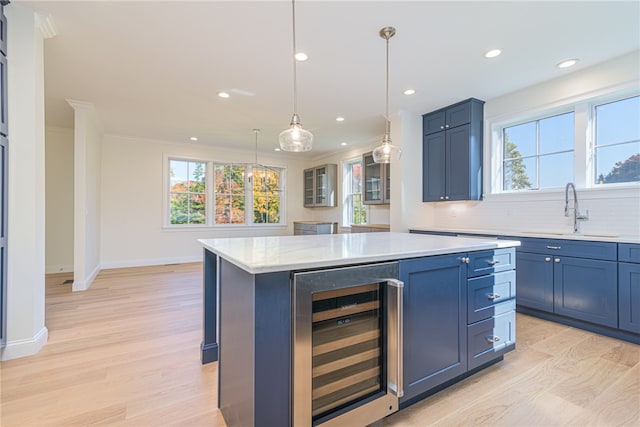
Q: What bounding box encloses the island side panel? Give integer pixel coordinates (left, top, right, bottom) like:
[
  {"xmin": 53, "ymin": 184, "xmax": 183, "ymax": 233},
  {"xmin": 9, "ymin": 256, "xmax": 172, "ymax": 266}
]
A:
[
  {"xmin": 255, "ymin": 271, "xmax": 292, "ymax": 427},
  {"xmin": 201, "ymin": 249, "xmax": 218, "ymax": 364},
  {"xmin": 219, "ymin": 259, "xmax": 255, "ymax": 426}
]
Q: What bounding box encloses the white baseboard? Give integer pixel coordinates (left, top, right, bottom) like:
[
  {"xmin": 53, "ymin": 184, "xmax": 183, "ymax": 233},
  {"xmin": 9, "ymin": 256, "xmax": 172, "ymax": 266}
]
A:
[
  {"xmin": 72, "ymin": 263, "xmax": 101, "ymax": 292},
  {"xmin": 100, "ymin": 256, "xmax": 201, "ymax": 270},
  {"xmin": 0, "ymin": 326, "xmax": 49, "ymax": 361}
]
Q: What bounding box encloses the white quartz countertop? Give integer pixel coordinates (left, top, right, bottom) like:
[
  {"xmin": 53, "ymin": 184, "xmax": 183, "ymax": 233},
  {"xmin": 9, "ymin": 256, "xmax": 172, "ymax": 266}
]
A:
[
  {"xmin": 409, "ymin": 227, "xmax": 640, "ymax": 244},
  {"xmin": 199, "ymin": 232, "xmax": 520, "ymax": 274}
]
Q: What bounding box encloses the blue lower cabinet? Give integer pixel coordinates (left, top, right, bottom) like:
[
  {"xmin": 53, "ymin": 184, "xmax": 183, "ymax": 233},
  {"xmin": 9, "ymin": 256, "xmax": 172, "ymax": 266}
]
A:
[
  {"xmin": 554, "ymin": 257, "xmax": 617, "ymax": 328},
  {"xmin": 468, "ymin": 310, "xmax": 516, "ymax": 370},
  {"xmin": 619, "ymin": 263, "xmax": 640, "ymax": 334},
  {"xmin": 516, "ymin": 252, "xmax": 554, "ymax": 312},
  {"xmin": 399, "ymin": 254, "xmax": 467, "ymax": 402}
]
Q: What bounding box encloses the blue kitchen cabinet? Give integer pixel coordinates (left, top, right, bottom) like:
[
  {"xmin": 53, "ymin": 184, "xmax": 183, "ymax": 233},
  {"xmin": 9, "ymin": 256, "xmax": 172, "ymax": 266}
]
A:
[
  {"xmin": 399, "ymin": 254, "xmax": 467, "ymax": 403},
  {"xmin": 501, "ymin": 236, "xmax": 620, "ymax": 331},
  {"xmin": 554, "ymin": 257, "xmax": 617, "ymax": 328},
  {"xmin": 516, "ymin": 251, "xmax": 554, "ymax": 312},
  {"xmin": 422, "ymin": 98, "xmax": 484, "ymax": 202},
  {"xmin": 619, "ymin": 243, "xmax": 640, "ymax": 334}
]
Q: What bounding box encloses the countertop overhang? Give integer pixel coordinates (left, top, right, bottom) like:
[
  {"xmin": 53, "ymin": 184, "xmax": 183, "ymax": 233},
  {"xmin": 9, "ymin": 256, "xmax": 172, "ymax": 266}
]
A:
[{"xmin": 199, "ymin": 232, "xmax": 520, "ymax": 274}]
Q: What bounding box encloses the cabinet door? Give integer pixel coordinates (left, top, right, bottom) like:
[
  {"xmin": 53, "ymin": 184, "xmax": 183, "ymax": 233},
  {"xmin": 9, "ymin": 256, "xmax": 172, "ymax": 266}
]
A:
[
  {"xmin": 446, "ymin": 124, "xmax": 471, "ymax": 201},
  {"xmin": 383, "ymin": 162, "xmax": 390, "ymax": 204},
  {"xmin": 619, "ymin": 263, "xmax": 640, "ymax": 334},
  {"xmin": 315, "ymin": 166, "xmax": 329, "ymax": 206},
  {"xmin": 363, "ymin": 152, "xmax": 383, "ymax": 204},
  {"xmin": 399, "ymin": 254, "xmax": 467, "ymax": 402},
  {"xmin": 423, "ymin": 110, "xmax": 446, "ymax": 135},
  {"xmin": 554, "ymin": 257, "xmax": 617, "ymax": 328},
  {"xmin": 516, "ymin": 252, "xmax": 554, "ymax": 312},
  {"xmin": 445, "ymin": 102, "xmax": 471, "ymax": 129},
  {"xmin": 303, "ymin": 169, "xmax": 314, "ymax": 207},
  {"xmin": 422, "ymin": 131, "xmax": 446, "ymax": 202}
]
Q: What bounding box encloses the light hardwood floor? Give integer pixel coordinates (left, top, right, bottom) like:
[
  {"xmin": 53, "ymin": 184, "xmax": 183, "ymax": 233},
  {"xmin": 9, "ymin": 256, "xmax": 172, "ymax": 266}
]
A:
[{"xmin": 1, "ymin": 263, "xmax": 638, "ymax": 426}]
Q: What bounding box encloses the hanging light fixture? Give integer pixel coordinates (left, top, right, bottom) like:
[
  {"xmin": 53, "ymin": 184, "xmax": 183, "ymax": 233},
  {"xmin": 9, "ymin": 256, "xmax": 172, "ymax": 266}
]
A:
[
  {"xmin": 279, "ymin": 0, "xmax": 313, "ymax": 152},
  {"xmin": 372, "ymin": 26, "xmax": 402, "ymax": 164}
]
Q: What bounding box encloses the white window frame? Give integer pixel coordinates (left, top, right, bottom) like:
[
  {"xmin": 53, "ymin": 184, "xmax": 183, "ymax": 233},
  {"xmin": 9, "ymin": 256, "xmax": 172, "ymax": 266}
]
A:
[
  {"xmin": 500, "ymin": 110, "xmax": 575, "ymax": 191},
  {"xmin": 163, "ymin": 154, "xmax": 287, "ymax": 229},
  {"xmin": 489, "ymin": 86, "xmax": 640, "ymax": 195},
  {"xmin": 592, "ymin": 95, "xmax": 640, "ymax": 186},
  {"xmin": 342, "ymin": 156, "xmax": 368, "ymax": 227}
]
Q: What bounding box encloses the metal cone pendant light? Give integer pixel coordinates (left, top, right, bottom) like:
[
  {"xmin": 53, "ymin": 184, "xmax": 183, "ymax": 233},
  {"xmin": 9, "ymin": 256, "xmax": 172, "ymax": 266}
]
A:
[
  {"xmin": 372, "ymin": 26, "xmax": 402, "ymax": 164},
  {"xmin": 279, "ymin": 0, "xmax": 313, "ymax": 152}
]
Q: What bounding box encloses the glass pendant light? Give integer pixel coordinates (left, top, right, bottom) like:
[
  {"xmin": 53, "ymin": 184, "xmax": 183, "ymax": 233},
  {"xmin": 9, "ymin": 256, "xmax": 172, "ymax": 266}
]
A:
[
  {"xmin": 279, "ymin": 0, "xmax": 313, "ymax": 152},
  {"xmin": 372, "ymin": 26, "xmax": 402, "ymax": 164}
]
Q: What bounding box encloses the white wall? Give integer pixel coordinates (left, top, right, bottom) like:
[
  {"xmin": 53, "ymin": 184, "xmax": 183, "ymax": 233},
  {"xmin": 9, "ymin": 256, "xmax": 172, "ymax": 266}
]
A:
[
  {"xmin": 99, "ymin": 134, "xmax": 309, "ymax": 268},
  {"xmin": 69, "ymin": 101, "xmax": 102, "ymax": 290},
  {"xmin": 45, "ymin": 127, "xmax": 74, "ymax": 273},
  {"xmin": 399, "ymin": 51, "xmax": 640, "ymax": 237},
  {"xmin": 1, "ymin": 3, "xmax": 47, "ymax": 361}
]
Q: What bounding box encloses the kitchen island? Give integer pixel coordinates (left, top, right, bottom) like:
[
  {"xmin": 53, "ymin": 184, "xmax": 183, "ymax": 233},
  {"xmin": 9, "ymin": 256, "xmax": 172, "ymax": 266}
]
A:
[{"xmin": 200, "ymin": 232, "xmax": 520, "ymax": 427}]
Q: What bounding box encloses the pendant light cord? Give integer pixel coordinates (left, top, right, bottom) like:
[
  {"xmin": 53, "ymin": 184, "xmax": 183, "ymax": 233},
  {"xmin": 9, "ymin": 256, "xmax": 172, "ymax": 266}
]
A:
[
  {"xmin": 291, "ymin": 0, "xmax": 298, "ymax": 115},
  {"xmin": 385, "ymin": 33, "xmax": 390, "ymax": 137}
]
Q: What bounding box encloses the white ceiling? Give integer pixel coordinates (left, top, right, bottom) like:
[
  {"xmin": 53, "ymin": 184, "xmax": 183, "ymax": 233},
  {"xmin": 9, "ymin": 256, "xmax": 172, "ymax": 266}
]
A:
[{"xmin": 19, "ymin": 0, "xmax": 640, "ymax": 157}]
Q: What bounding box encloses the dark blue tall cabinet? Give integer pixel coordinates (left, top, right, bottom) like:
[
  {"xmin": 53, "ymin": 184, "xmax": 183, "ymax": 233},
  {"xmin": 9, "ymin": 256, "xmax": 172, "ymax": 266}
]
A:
[
  {"xmin": 0, "ymin": 1, "xmax": 8, "ymax": 348},
  {"xmin": 422, "ymin": 98, "xmax": 484, "ymax": 202}
]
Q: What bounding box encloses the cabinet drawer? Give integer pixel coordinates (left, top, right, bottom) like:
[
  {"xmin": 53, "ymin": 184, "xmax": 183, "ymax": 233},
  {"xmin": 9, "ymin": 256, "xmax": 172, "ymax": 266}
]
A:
[
  {"xmin": 500, "ymin": 236, "xmax": 617, "ymax": 261},
  {"xmin": 467, "ymin": 248, "xmax": 516, "ymax": 278},
  {"xmin": 468, "ymin": 271, "xmax": 516, "ymax": 323},
  {"xmin": 619, "ymin": 243, "xmax": 640, "ymax": 263},
  {"xmin": 468, "ymin": 311, "xmax": 516, "ymax": 370}
]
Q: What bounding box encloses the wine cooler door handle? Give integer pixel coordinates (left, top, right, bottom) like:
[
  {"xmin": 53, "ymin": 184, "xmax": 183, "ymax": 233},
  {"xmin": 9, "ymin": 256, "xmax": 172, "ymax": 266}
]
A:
[{"xmin": 386, "ymin": 278, "xmax": 404, "ymax": 398}]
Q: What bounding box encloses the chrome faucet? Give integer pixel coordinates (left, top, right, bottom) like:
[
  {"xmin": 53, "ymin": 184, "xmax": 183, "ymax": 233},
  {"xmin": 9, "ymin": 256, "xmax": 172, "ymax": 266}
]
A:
[{"xmin": 564, "ymin": 182, "xmax": 589, "ymax": 233}]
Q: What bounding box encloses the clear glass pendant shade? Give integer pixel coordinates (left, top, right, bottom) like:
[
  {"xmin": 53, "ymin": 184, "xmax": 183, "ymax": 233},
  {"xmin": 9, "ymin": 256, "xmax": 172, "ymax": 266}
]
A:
[
  {"xmin": 279, "ymin": 113, "xmax": 313, "ymax": 152},
  {"xmin": 372, "ymin": 130, "xmax": 402, "ymax": 163}
]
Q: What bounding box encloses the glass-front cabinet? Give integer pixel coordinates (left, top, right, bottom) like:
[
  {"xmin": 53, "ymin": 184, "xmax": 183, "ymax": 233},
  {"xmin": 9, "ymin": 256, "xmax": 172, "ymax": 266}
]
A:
[
  {"xmin": 363, "ymin": 152, "xmax": 390, "ymax": 205},
  {"xmin": 303, "ymin": 164, "xmax": 337, "ymax": 208}
]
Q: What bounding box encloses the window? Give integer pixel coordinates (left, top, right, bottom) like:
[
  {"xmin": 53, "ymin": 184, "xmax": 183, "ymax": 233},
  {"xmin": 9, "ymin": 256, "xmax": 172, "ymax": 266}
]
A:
[
  {"xmin": 343, "ymin": 158, "xmax": 367, "ymax": 226},
  {"xmin": 214, "ymin": 164, "xmax": 246, "ymax": 224},
  {"xmin": 594, "ymin": 95, "xmax": 640, "ymax": 185},
  {"xmin": 502, "ymin": 112, "xmax": 574, "ymax": 191},
  {"xmin": 169, "ymin": 160, "xmax": 206, "ymax": 224},
  {"xmin": 251, "ymin": 166, "xmax": 282, "ymax": 224},
  {"xmin": 168, "ymin": 158, "xmax": 285, "ymax": 226}
]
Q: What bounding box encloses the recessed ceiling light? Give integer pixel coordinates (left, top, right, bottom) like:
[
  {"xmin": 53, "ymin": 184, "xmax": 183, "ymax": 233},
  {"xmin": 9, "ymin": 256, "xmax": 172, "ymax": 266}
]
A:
[
  {"xmin": 484, "ymin": 49, "xmax": 502, "ymax": 58},
  {"xmin": 340, "ymin": 142, "xmax": 348, "ymax": 146},
  {"xmin": 217, "ymin": 91, "xmax": 230, "ymax": 98},
  {"xmin": 190, "ymin": 137, "xmax": 198, "ymax": 141},
  {"xmin": 336, "ymin": 116, "xmax": 345, "ymax": 122},
  {"xmin": 403, "ymin": 89, "xmax": 416, "ymax": 95},
  {"xmin": 295, "ymin": 52, "xmax": 308, "ymax": 61},
  {"xmin": 274, "ymin": 148, "xmax": 281, "ymax": 152},
  {"xmin": 557, "ymin": 58, "xmax": 578, "ymax": 69}
]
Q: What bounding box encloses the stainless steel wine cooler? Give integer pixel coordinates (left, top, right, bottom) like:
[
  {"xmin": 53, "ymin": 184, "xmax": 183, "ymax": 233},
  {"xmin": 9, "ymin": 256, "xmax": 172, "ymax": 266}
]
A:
[{"xmin": 292, "ymin": 262, "xmax": 403, "ymax": 426}]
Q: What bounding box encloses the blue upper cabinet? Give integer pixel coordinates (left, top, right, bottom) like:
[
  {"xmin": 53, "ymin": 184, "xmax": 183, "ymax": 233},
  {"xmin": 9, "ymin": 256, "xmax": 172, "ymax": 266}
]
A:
[{"xmin": 422, "ymin": 98, "xmax": 484, "ymax": 202}]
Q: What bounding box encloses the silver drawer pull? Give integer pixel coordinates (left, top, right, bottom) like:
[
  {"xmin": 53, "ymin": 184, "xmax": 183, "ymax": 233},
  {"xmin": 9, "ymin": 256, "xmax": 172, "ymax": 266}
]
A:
[
  {"xmin": 546, "ymin": 245, "xmax": 561, "ymax": 250},
  {"xmin": 487, "ymin": 293, "xmax": 501, "ymax": 301},
  {"xmin": 486, "ymin": 260, "xmax": 500, "ymax": 266},
  {"xmin": 486, "ymin": 336, "xmax": 501, "ymax": 343},
  {"xmin": 545, "ymin": 257, "xmax": 551, "ymax": 262}
]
